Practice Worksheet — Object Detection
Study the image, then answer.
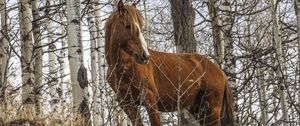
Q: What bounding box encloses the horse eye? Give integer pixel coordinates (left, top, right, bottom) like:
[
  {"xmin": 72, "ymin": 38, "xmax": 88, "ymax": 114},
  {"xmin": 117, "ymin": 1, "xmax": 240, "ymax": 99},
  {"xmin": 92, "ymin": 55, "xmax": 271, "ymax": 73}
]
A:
[{"xmin": 125, "ymin": 25, "xmax": 131, "ymax": 29}]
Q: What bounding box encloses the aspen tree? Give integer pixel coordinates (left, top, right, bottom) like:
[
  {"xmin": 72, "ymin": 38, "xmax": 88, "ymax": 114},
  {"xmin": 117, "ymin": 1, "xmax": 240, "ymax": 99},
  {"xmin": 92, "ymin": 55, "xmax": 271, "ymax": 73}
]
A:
[
  {"xmin": 66, "ymin": 0, "xmax": 90, "ymax": 123},
  {"xmin": 19, "ymin": 0, "xmax": 35, "ymax": 112},
  {"xmin": 31, "ymin": 0, "xmax": 42, "ymax": 114},
  {"xmin": 0, "ymin": 0, "xmax": 8, "ymax": 104}
]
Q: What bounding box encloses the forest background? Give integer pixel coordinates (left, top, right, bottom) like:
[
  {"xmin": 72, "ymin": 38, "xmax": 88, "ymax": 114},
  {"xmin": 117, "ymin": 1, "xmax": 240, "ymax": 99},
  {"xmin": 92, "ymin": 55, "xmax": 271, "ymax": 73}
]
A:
[{"xmin": 0, "ymin": 0, "xmax": 299, "ymax": 125}]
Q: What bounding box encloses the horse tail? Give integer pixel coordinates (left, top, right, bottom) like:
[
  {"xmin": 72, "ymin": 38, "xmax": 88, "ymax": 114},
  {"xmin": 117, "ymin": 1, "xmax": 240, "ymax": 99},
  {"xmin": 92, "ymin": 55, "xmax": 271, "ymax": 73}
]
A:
[{"xmin": 221, "ymin": 81, "xmax": 235, "ymax": 126}]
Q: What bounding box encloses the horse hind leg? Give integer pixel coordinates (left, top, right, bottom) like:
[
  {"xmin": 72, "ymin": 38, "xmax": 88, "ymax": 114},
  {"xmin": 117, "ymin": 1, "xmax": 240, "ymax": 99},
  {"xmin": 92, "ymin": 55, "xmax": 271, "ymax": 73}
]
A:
[
  {"xmin": 189, "ymin": 90, "xmax": 204, "ymax": 117},
  {"xmin": 204, "ymin": 93, "xmax": 222, "ymax": 126},
  {"xmin": 189, "ymin": 90, "xmax": 222, "ymax": 126},
  {"xmin": 188, "ymin": 90, "xmax": 208, "ymax": 124}
]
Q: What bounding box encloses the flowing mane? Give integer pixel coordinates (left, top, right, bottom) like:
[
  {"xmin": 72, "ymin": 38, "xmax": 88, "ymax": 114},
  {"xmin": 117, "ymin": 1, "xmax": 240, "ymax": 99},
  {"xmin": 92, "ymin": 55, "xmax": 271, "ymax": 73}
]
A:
[{"xmin": 105, "ymin": 4, "xmax": 145, "ymax": 39}]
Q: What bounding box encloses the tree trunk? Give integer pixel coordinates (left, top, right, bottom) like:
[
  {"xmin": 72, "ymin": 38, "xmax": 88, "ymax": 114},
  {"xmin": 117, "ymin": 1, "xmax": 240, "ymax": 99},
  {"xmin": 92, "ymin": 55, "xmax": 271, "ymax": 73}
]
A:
[
  {"xmin": 256, "ymin": 66, "xmax": 268, "ymax": 125},
  {"xmin": 45, "ymin": 0, "xmax": 61, "ymax": 117},
  {"xmin": 31, "ymin": 0, "xmax": 43, "ymax": 115},
  {"xmin": 208, "ymin": 0, "xmax": 224, "ymax": 67},
  {"xmin": 66, "ymin": 0, "xmax": 90, "ymax": 124},
  {"xmin": 86, "ymin": 0, "xmax": 100, "ymax": 125},
  {"xmin": 169, "ymin": 0, "xmax": 197, "ymax": 125},
  {"xmin": 295, "ymin": 0, "xmax": 300, "ymax": 115},
  {"xmin": 58, "ymin": 0, "xmax": 67, "ymax": 121},
  {"xmin": 270, "ymin": 0, "xmax": 288, "ymax": 125},
  {"xmin": 95, "ymin": 1, "xmax": 110, "ymax": 125},
  {"xmin": 0, "ymin": 0, "xmax": 9, "ymax": 104},
  {"xmin": 169, "ymin": 0, "xmax": 196, "ymax": 53},
  {"xmin": 19, "ymin": 0, "xmax": 35, "ymax": 112}
]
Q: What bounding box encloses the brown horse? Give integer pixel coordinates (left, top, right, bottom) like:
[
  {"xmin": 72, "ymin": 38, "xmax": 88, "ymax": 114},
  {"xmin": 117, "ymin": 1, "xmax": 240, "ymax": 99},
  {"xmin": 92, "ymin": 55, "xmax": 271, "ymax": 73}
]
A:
[{"xmin": 104, "ymin": 1, "xmax": 235, "ymax": 126}]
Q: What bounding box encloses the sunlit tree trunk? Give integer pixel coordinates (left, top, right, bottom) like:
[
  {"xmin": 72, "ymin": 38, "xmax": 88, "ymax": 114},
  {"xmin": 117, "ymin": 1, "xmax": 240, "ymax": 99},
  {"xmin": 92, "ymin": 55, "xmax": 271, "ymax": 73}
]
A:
[
  {"xmin": 169, "ymin": 0, "xmax": 197, "ymax": 125},
  {"xmin": 45, "ymin": 0, "xmax": 61, "ymax": 117},
  {"xmin": 31, "ymin": 0, "xmax": 42, "ymax": 115},
  {"xmin": 87, "ymin": 8, "xmax": 99, "ymax": 109},
  {"xmin": 86, "ymin": 0, "xmax": 100, "ymax": 125},
  {"xmin": 94, "ymin": 1, "xmax": 110, "ymax": 125},
  {"xmin": 268, "ymin": 68, "xmax": 279, "ymax": 123},
  {"xmin": 0, "ymin": 0, "xmax": 9, "ymax": 104},
  {"xmin": 208, "ymin": 0, "xmax": 224, "ymax": 67},
  {"xmin": 256, "ymin": 66, "xmax": 268, "ymax": 125},
  {"xmin": 295, "ymin": 0, "xmax": 300, "ymax": 115},
  {"xmin": 19, "ymin": 0, "xmax": 35, "ymax": 113},
  {"xmin": 66, "ymin": 0, "xmax": 90, "ymax": 124},
  {"xmin": 269, "ymin": 0, "xmax": 288, "ymax": 125},
  {"xmin": 58, "ymin": 0, "xmax": 67, "ymax": 121}
]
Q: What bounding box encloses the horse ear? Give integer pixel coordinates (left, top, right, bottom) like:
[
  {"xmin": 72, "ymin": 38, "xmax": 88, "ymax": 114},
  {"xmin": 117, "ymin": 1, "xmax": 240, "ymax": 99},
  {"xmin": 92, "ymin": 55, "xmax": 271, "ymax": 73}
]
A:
[
  {"xmin": 118, "ymin": 0, "xmax": 124, "ymax": 15},
  {"xmin": 132, "ymin": 3, "xmax": 137, "ymax": 8}
]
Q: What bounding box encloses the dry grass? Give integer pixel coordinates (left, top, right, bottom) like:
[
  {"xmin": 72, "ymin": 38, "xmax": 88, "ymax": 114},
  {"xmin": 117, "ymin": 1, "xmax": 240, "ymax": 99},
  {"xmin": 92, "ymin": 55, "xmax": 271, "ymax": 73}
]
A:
[{"xmin": 0, "ymin": 104, "xmax": 85, "ymax": 126}]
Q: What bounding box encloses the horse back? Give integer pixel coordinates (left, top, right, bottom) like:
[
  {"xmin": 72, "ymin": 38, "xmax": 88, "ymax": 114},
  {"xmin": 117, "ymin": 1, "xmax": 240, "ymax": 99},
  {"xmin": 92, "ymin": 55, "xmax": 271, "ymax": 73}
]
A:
[{"xmin": 148, "ymin": 50, "xmax": 227, "ymax": 111}]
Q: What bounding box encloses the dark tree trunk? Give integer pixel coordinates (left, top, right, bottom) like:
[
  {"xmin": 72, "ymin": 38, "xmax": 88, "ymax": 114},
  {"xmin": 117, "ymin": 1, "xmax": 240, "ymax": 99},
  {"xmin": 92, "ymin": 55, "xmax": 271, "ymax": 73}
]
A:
[{"xmin": 169, "ymin": 0, "xmax": 196, "ymax": 53}]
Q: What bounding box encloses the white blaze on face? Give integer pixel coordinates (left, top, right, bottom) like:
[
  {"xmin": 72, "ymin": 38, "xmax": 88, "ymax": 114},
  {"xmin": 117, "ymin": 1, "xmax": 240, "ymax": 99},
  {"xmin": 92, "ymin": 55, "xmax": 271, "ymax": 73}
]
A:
[{"xmin": 134, "ymin": 22, "xmax": 150, "ymax": 56}]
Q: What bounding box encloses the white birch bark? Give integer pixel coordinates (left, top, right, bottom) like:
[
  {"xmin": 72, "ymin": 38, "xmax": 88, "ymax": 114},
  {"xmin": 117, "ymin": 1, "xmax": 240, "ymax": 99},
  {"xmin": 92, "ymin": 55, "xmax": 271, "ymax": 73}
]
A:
[
  {"xmin": 19, "ymin": 0, "xmax": 35, "ymax": 111},
  {"xmin": 67, "ymin": 0, "xmax": 83, "ymax": 111},
  {"xmin": 31, "ymin": 0, "xmax": 43, "ymax": 115},
  {"xmin": 45, "ymin": 0, "xmax": 60, "ymax": 117},
  {"xmin": 295, "ymin": 0, "xmax": 300, "ymax": 115},
  {"xmin": 58, "ymin": 0, "xmax": 67, "ymax": 120},
  {"xmin": 208, "ymin": 0, "xmax": 224, "ymax": 67},
  {"xmin": 66, "ymin": 0, "xmax": 90, "ymax": 123},
  {"xmin": 0, "ymin": 0, "xmax": 9, "ymax": 104},
  {"xmin": 269, "ymin": 0, "xmax": 288, "ymax": 125},
  {"xmin": 256, "ymin": 66, "xmax": 268, "ymax": 125},
  {"xmin": 99, "ymin": 1, "xmax": 110, "ymax": 86},
  {"xmin": 95, "ymin": 1, "xmax": 109, "ymax": 125},
  {"xmin": 87, "ymin": 0, "xmax": 100, "ymax": 125},
  {"xmin": 95, "ymin": 0, "xmax": 104, "ymax": 94}
]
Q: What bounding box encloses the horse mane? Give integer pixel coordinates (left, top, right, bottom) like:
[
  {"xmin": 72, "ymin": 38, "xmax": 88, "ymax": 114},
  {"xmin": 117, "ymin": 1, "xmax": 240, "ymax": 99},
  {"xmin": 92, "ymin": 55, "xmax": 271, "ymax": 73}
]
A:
[
  {"xmin": 105, "ymin": 5, "xmax": 145, "ymax": 36},
  {"xmin": 120, "ymin": 5, "xmax": 145, "ymax": 28}
]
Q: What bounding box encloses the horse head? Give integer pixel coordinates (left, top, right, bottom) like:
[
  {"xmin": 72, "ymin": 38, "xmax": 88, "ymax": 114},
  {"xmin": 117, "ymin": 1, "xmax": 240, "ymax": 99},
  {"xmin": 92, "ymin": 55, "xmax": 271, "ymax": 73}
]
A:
[{"xmin": 105, "ymin": 0, "xmax": 150, "ymax": 64}]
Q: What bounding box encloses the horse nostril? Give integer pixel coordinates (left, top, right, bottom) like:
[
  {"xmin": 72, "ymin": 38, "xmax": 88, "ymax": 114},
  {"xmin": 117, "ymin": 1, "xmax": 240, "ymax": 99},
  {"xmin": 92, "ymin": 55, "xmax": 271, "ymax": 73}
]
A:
[
  {"xmin": 142, "ymin": 52, "xmax": 150, "ymax": 60},
  {"xmin": 133, "ymin": 53, "xmax": 140, "ymax": 60}
]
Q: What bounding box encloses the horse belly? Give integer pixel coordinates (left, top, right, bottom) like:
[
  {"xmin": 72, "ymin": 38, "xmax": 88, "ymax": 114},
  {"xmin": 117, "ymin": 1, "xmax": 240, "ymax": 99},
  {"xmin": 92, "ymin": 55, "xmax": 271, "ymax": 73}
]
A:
[{"xmin": 156, "ymin": 87, "xmax": 199, "ymax": 112}]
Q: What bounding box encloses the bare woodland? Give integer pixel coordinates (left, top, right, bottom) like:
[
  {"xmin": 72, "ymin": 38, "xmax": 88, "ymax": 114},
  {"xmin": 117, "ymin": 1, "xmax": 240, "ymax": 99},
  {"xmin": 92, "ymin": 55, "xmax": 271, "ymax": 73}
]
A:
[{"xmin": 0, "ymin": 0, "xmax": 299, "ymax": 125}]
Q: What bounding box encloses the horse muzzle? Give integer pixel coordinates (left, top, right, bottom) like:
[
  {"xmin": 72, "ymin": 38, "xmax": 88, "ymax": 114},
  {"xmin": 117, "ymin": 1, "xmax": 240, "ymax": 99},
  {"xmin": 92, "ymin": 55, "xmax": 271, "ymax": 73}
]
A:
[{"xmin": 133, "ymin": 52, "xmax": 150, "ymax": 64}]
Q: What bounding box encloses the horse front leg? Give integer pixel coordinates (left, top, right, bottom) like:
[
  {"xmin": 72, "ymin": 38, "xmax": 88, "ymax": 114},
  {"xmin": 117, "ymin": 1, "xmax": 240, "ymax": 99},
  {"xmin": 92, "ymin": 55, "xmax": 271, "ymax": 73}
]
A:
[
  {"xmin": 143, "ymin": 89, "xmax": 162, "ymax": 126},
  {"xmin": 119, "ymin": 101, "xmax": 144, "ymax": 126}
]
